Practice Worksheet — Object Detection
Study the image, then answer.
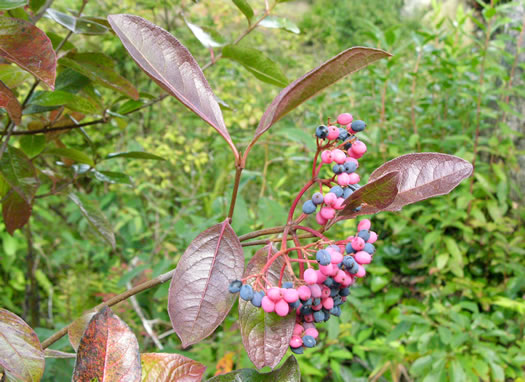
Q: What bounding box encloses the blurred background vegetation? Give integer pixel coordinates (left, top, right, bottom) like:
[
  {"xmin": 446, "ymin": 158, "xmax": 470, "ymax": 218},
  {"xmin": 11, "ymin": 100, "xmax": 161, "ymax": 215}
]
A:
[{"xmin": 1, "ymin": 0, "xmax": 524, "ymax": 380}]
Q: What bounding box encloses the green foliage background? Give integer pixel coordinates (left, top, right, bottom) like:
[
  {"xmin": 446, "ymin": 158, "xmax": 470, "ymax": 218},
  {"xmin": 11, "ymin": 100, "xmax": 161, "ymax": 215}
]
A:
[{"xmin": 1, "ymin": 0, "xmax": 524, "ymax": 381}]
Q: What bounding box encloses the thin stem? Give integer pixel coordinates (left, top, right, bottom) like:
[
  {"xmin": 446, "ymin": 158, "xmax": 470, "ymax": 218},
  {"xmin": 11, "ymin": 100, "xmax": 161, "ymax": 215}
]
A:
[
  {"xmin": 287, "ymin": 179, "xmax": 315, "ymax": 224},
  {"xmin": 227, "ymin": 165, "xmax": 243, "ymax": 220},
  {"xmin": 292, "ymin": 225, "xmax": 328, "ymax": 241},
  {"xmin": 0, "ymin": 122, "xmax": 15, "ymax": 161},
  {"xmin": 238, "ymin": 225, "xmax": 286, "ymax": 241}
]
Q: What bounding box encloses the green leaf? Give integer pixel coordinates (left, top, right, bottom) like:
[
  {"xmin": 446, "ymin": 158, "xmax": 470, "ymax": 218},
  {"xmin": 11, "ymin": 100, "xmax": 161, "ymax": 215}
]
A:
[
  {"xmin": 105, "ymin": 151, "xmax": 165, "ymax": 161},
  {"xmin": 55, "ymin": 68, "xmax": 91, "ymax": 93},
  {"xmin": 30, "ymin": 90, "xmax": 97, "ymax": 114},
  {"xmin": 19, "ymin": 135, "xmax": 45, "ymax": 157},
  {"xmin": 222, "ymin": 44, "xmax": 288, "ymax": 87},
  {"xmin": 184, "ymin": 19, "xmax": 224, "ymax": 48},
  {"xmin": 0, "ymin": 0, "xmax": 27, "ymax": 10},
  {"xmin": 207, "ymin": 355, "xmax": 300, "ymax": 381},
  {"xmin": 370, "ymin": 274, "xmax": 390, "ymax": 292},
  {"xmin": 46, "ymin": 147, "xmax": 95, "ymax": 167},
  {"xmin": 69, "ymin": 192, "xmax": 116, "ymax": 249},
  {"xmin": 92, "ymin": 170, "xmax": 132, "ymax": 185},
  {"xmin": 436, "ymin": 253, "xmax": 449, "ymax": 270},
  {"xmin": 0, "ymin": 145, "xmax": 39, "ymax": 203},
  {"xmin": 232, "ymin": 0, "xmax": 253, "ymax": 24},
  {"xmin": 29, "ymin": 0, "xmax": 44, "ymax": 12},
  {"xmin": 410, "ymin": 355, "xmax": 433, "ymax": 376},
  {"xmin": 259, "ymin": 16, "xmax": 300, "ymax": 34},
  {"xmin": 450, "ymin": 360, "xmax": 466, "ymax": 381},
  {"xmin": 59, "ymin": 53, "xmax": 139, "ymax": 100},
  {"xmin": 45, "ymin": 9, "xmax": 108, "ymax": 35},
  {"xmin": 0, "ymin": 64, "xmax": 31, "ymax": 88},
  {"xmin": 116, "ymin": 99, "xmax": 144, "ymax": 115}
]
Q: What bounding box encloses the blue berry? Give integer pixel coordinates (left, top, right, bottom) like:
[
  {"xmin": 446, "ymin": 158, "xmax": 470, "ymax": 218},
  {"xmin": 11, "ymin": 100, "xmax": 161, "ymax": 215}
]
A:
[
  {"xmin": 344, "ymin": 161, "xmax": 357, "ymax": 173},
  {"xmin": 302, "ymin": 298, "xmax": 313, "ymax": 306},
  {"xmin": 338, "ymin": 128, "xmax": 349, "ymax": 141},
  {"xmin": 302, "ymin": 200, "xmax": 317, "ymax": 214},
  {"xmin": 340, "ymin": 287, "xmax": 350, "ymax": 297},
  {"xmin": 358, "ymin": 230, "xmax": 370, "ymax": 242},
  {"xmin": 344, "ymin": 141, "xmax": 352, "ymax": 151},
  {"xmin": 313, "ymin": 298, "xmax": 321, "ymax": 306},
  {"xmin": 315, "ymin": 125, "xmax": 328, "ymax": 139},
  {"xmin": 312, "ymin": 192, "xmax": 324, "ymax": 205},
  {"xmin": 316, "ymin": 250, "xmax": 331, "ymax": 266},
  {"xmin": 228, "ymin": 280, "xmax": 242, "ymax": 293},
  {"xmin": 330, "ymin": 306, "xmax": 341, "ymax": 316},
  {"xmin": 343, "ymin": 187, "xmax": 353, "ymax": 199},
  {"xmin": 345, "ymin": 243, "xmax": 355, "ymax": 254},
  {"xmin": 289, "ymin": 300, "xmax": 301, "ymax": 309},
  {"xmin": 330, "ymin": 186, "xmax": 344, "ymax": 197},
  {"xmin": 301, "ymin": 305, "xmax": 313, "ymax": 315},
  {"xmin": 332, "ymin": 164, "xmax": 344, "ymax": 174},
  {"xmin": 313, "ymin": 310, "xmax": 325, "ymax": 322},
  {"xmin": 354, "ymin": 205, "xmax": 362, "ymax": 212},
  {"xmin": 343, "ymin": 255, "xmax": 356, "ymax": 268},
  {"xmin": 251, "ymin": 291, "xmax": 264, "ymax": 307},
  {"xmin": 364, "ymin": 243, "xmax": 375, "ymax": 254},
  {"xmin": 282, "ymin": 281, "xmax": 294, "ymax": 289},
  {"xmin": 351, "ymin": 120, "xmax": 366, "ymax": 132},
  {"xmin": 323, "ymin": 277, "xmax": 334, "ymax": 287},
  {"xmin": 333, "ymin": 296, "xmax": 342, "ymax": 305},
  {"xmin": 291, "ymin": 346, "xmax": 304, "ymax": 354},
  {"xmin": 240, "ymin": 284, "xmax": 254, "ymax": 301},
  {"xmin": 330, "ymin": 288, "xmax": 338, "ymax": 297},
  {"xmin": 303, "ymin": 335, "xmax": 316, "ymax": 348}
]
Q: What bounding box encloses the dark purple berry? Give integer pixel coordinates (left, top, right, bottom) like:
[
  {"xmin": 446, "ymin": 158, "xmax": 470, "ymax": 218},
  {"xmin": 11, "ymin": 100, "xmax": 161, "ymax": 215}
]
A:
[{"xmin": 228, "ymin": 280, "xmax": 242, "ymax": 293}]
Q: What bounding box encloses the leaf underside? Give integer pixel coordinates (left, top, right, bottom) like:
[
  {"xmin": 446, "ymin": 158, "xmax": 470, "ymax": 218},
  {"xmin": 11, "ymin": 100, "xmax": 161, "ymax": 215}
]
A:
[
  {"xmin": 208, "ymin": 355, "xmax": 301, "ymax": 382},
  {"xmin": 141, "ymin": 352, "xmax": 206, "ymax": 382}
]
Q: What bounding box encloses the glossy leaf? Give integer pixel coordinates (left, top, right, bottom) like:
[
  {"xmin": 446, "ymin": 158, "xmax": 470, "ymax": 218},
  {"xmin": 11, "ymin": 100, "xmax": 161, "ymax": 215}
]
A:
[
  {"xmin": 0, "ymin": 64, "xmax": 31, "ymax": 88},
  {"xmin": 367, "ymin": 153, "xmax": 473, "ymax": 212},
  {"xmin": 254, "ymin": 47, "xmax": 390, "ymax": 142},
  {"xmin": 72, "ymin": 306, "xmax": 141, "ymax": 382},
  {"xmin": 0, "ymin": 17, "xmax": 56, "ymax": 89},
  {"xmin": 0, "ymin": 80, "xmax": 21, "ymax": 125},
  {"xmin": 184, "ymin": 19, "xmax": 224, "ymax": 48},
  {"xmin": 46, "ymin": 147, "xmax": 94, "ymax": 167},
  {"xmin": 222, "ymin": 45, "xmax": 288, "ymax": 87},
  {"xmin": 2, "ymin": 191, "xmax": 31, "ymax": 234},
  {"xmin": 141, "ymin": 353, "xmax": 206, "ymax": 382},
  {"xmin": 107, "ymin": 14, "xmax": 237, "ymax": 157},
  {"xmin": 20, "ymin": 135, "xmax": 45, "ymax": 158},
  {"xmin": 168, "ymin": 220, "xmax": 244, "ymax": 348},
  {"xmin": 30, "ymin": 90, "xmax": 97, "ymax": 114},
  {"xmin": 0, "ymin": 308, "xmax": 45, "ymax": 382},
  {"xmin": 208, "ymin": 355, "xmax": 300, "ymax": 382},
  {"xmin": 105, "ymin": 151, "xmax": 165, "ymax": 161},
  {"xmin": 339, "ymin": 172, "xmax": 400, "ymax": 219},
  {"xmin": 69, "ymin": 192, "xmax": 116, "ymax": 249},
  {"xmin": 68, "ymin": 310, "xmax": 97, "ymax": 351},
  {"xmin": 0, "ymin": 0, "xmax": 27, "ymax": 10},
  {"xmin": 46, "ymin": 9, "xmax": 108, "ymax": 35},
  {"xmin": 59, "ymin": 53, "xmax": 139, "ymax": 100},
  {"xmin": 239, "ymin": 245, "xmax": 295, "ymax": 369},
  {"xmin": 93, "ymin": 170, "xmax": 132, "ymax": 185},
  {"xmin": 0, "ymin": 145, "xmax": 39, "ymax": 204},
  {"xmin": 232, "ymin": 0, "xmax": 253, "ymax": 24},
  {"xmin": 259, "ymin": 16, "xmax": 300, "ymax": 34}
]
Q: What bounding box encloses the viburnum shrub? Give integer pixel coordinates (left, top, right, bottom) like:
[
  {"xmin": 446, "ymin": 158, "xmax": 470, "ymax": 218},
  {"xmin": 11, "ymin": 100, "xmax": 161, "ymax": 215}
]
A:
[{"xmin": 0, "ymin": 7, "xmax": 474, "ymax": 382}]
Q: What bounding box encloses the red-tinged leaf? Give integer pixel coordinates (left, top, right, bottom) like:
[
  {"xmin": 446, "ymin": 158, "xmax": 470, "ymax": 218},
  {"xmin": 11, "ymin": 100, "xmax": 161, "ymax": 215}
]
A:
[
  {"xmin": 0, "ymin": 17, "xmax": 56, "ymax": 89},
  {"xmin": 238, "ymin": 245, "xmax": 295, "ymax": 369},
  {"xmin": 0, "ymin": 80, "xmax": 21, "ymax": 125},
  {"xmin": 72, "ymin": 306, "xmax": 141, "ymax": 382},
  {"xmin": 253, "ymin": 47, "xmax": 390, "ymax": 143},
  {"xmin": 338, "ymin": 172, "xmax": 400, "ymax": 219},
  {"xmin": 2, "ymin": 191, "xmax": 31, "ymax": 234},
  {"xmin": 208, "ymin": 355, "xmax": 300, "ymax": 382},
  {"xmin": 44, "ymin": 349, "xmax": 76, "ymax": 358},
  {"xmin": 107, "ymin": 14, "xmax": 237, "ymax": 158},
  {"xmin": 167, "ymin": 220, "xmax": 244, "ymax": 348},
  {"xmin": 0, "ymin": 145, "xmax": 39, "ymax": 204},
  {"xmin": 68, "ymin": 310, "xmax": 97, "ymax": 351},
  {"xmin": 367, "ymin": 153, "xmax": 473, "ymax": 212},
  {"xmin": 0, "ymin": 308, "xmax": 45, "ymax": 382},
  {"xmin": 141, "ymin": 353, "xmax": 206, "ymax": 382}
]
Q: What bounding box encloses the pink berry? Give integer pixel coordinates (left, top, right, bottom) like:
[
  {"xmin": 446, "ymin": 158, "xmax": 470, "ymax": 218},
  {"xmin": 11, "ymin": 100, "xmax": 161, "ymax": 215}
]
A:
[
  {"xmin": 303, "ymin": 322, "xmax": 315, "ymax": 330},
  {"xmin": 267, "ymin": 287, "xmax": 282, "ymax": 302},
  {"xmin": 312, "ymin": 303, "xmax": 322, "ymax": 311},
  {"xmin": 293, "ymin": 324, "xmax": 304, "ymax": 336},
  {"xmin": 324, "ymin": 192, "xmax": 337, "ymax": 206},
  {"xmin": 356, "ymin": 265, "xmax": 366, "ymax": 278},
  {"xmin": 333, "ymin": 197, "xmax": 345, "ymax": 210},
  {"xmin": 309, "ymin": 284, "xmax": 322, "ymax": 298},
  {"xmin": 261, "ymin": 296, "xmax": 275, "ymax": 313},
  {"xmin": 304, "ymin": 327, "xmax": 319, "ymax": 339},
  {"xmin": 283, "ymin": 288, "xmax": 299, "ymax": 303},
  {"xmin": 316, "ymin": 212, "xmax": 328, "ymax": 226},
  {"xmin": 327, "ymin": 126, "xmax": 339, "ymax": 140},
  {"xmin": 319, "ymin": 264, "xmax": 334, "ymax": 276},
  {"xmin": 322, "ymin": 297, "xmax": 334, "ymax": 310},
  {"xmin": 351, "ymin": 141, "xmax": 367, "ymax": 158},
  {"xmin": 290, "ymin": 335, "xmax": 303, "ymax": 348},
  {"xmin": 357, "ymin": 219, "xmax": 371, "ymax": 231},
  {"xmin": 355, "ymin": 251, "xmax": 372, "ymax": 265},
  {"xmin": 337, "ymin": 173, "xmax": 350, "ymax": 186},
  {"xmin": 316, "ymin": 270, "xmax": 327, "ymax": 284},
  {"xmin": 342, "ymin": 296, "xmax": 347, "ymax": 302},
  {"xmin": 351, "ymin": 237, "xmax": 365, "ymax": 251},
  {"xmin": 348, "ymin": 173, "xmax": 360, "ymax": 185},
  {"xmin": 321, "ymin": 150, "xmax": 333, "ymax": 164},
  {"xmin": 320, "ymin": 206, "xmax": 335, "ymax": 220},
  {"xmin": 368, "ymin": 231, "xmax": 378, "ymax": 244},
  {"xmin": 337, "ymin": 113, "xmax": 353, "ymax": 125},
  {"xmin": 345, "ymin": 157, "xmax": 359, "ymax": 168},
  {"xmin": 332, "ymin": 149, "xmax": 346, "ymax": 164},
  {"xmin": 304, "ymin": 314, "xmax": 314, "ymax": 323},
  {"xmin": 329, "ymin": 265, "xmax": 339, "ymax": 276},
  {"xmin": 321, "ymin": 286, "xmax": 331, "ymax": 298},
  {"xmin": 342, "ymin": 273, "xmax": 354, "ymax": 287},
  {"xmin": 334, "ymin": 269, "xmax": 346, "ymax": 283},
  {"xmin": 304, "ymin": 268, "xmax": 318, "ymax": 285},
  {"xmin": 330, "ymin": 251, "xmax": 343, "ymax": 265},
  {"xmin": 297, "ymin": 285, "xmax": 311, "ymax": 300},
  {"xmin": 275, "ymin": 299, "xmax": 290, "ymax": 317}
]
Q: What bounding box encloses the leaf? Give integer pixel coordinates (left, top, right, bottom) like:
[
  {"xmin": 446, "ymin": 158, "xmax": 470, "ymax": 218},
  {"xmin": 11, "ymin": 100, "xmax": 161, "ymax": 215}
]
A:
[
  {"xmin": 222, "ymin": 45, "xmax": 288, "ymax": 87},
  {"xmin": 0, "ymin": 80, "xmax": 21, "ymax": 125},
  {"xmin": 0, "ymin": 145, "xmax": 39, "ymax": 204},
  {"xmin": 0, "ymin": 0, "xmax": 27, "ymax": 10},
  {"xmin": 59, "ymin": 53, "xmax": 139, "ymax": 100},
  {"xmin": 259, "ymin": 16, "xmax": 300, "ymax": 34},
  {"xmin": 20, "ymin": 135, "xmax": 45, "ymax": 158},
  {"xmin": 141, "ymin": 353, "xmax": 206, "ymax": 382},
  {"xmin": 238, "ymin": 245, "xmax": 295, "ymax": 369},
  {"xmin": 44, "ymin": 349, "xmax": 76, "ymax": 359},
  {"xmin": 105, "ymin": 151, "xmax": 165, "ymax": 161},
  {"xmin": 207, "ymin": 355, "xmax": 300, "ymax": 382},
  {"xmin": 0, "ymin": 17, "xmax": 56, "ymax": 89},
  {"xmin": 232, "ymin": 0, "xmax": 253, "ymax": 24},
  {"xmin": 30, "ymin": 90, "xmax": 97, "ymax": 114},
  {"xmin": 184, "ymin": 19, "xmax": 224, "ymax": 48},
  {"xmin": 0, "ymin": 64, "xmax": 31, "ymax": 88},
  {"xmin": 107, "ymin": 14, "xmax": 236, "ymax": 157},
  {"xmin": 254, "ymin": 47, "xmax": 390, "ymax": 143},
  {"xmin": 167, "ymin": 220, "xmax": 244, "ymax": 348},
  {"xmin": 69, "ymin": 192, "xmax": 116, "ymax": 249},
  {"xmin": 72, "ymin": 306, "xmax": 141, "ymax": 382},
  {"xmin": 2, "ymin": 191, "xmax": 32, "ymax": 234},
  {"xmin": 366, "ymin": 153, "xmax": 473, "ymax": 212},
  {"xmin": 93, "ymin": 170, "xmax": 132, "ymax": 185},
  {"xmin": 339, "ymin": 172, "xmax": 400, "ymax": 219},
  {"xmin": 0, "ymin": 308, "xmax": 45, "ymax": 382},
  {"xmin": 68, "ymin": 310, "xmax": 97, "ymax": 351},
  {"xmin": 46, "ymin": 147, "xmax": 94, "ymax": 167},
  {"xmin": 46, "ymin": 9, "xmax": 108, "ymax": 35}
]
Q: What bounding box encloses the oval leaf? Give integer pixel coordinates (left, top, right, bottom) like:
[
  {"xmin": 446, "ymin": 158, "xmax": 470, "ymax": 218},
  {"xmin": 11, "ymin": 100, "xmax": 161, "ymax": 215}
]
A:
[
  {"xmin": 20, "ymin": 135, "xmax": 46, "ymax": 158},
  {"xmin": 30, "ymin": 90, "xmax": 98, "ymax": 114},
  {"xmin": 141, "ymin": 353, "xmax": 206, "ymax": 382},
  {"xmin": 0, "ymin": 17, "xmax": 56, "ymax": 89},
  {"xmin": 107, "ymin": 14, "xmax": 236, "ymax": 157},
  {"xmin": 46, "ymin": 147, "xmax": 95, "ymax": 167},
  {"xmin": 0, "ymin": 79, "xmax": 21, "ymax": 125},
  {"xmin": 222, "ymin": 45, "xmax": 288, "ymax": 88},
  {"xmin": 0, "ymin": 308, "xmax": 45, "ymax": 382},
  {"xmin": 105, "ymin": 151, "xmax": 165, "ymax": 161},
  {"xmin": 239, "ymin": 245, "xmax": 295, "ymax": 369},
  {"xmin": 339, "ymin": 172, "xmax": 400, "ymax": 219},
  {"xmin": 46, "ymin": 9, "xmax": 108, "ymax": 35},
  {"xmin": 0, "ymin": 0, "xmax": 28, "ymax": 10},
  {"xmin": 259, "ymin": 16, "xmax": 300, "ymax": 34},
  {"xmin": 367, "ymin": 153, "xmax": 473, "ymax": 212},
  {"xmin": 184, "ymin": 19, "xmax": 224, "ymax": 49},
  {"xmin": 0, "ymin": 145, "xmax": 39, "ymax": 204},
  {"xmin": 208, "ymin": 355, "xmax": 300, "ymax": 382},
  {"xmin": 168, "ymin": 220, "xmax": 244, "ymax": 348},
  {"xmin": 2, "ymin": 191, "xmax": 32, "ymax": 234},
  {"xmin": 68, "ymin": 310, "xmax": 97, "ymax": 351},
  {"xmin": 0, "ymin": 64, "xmax": 32, "ymax": 88},
  {"xmin": 232, "ymin": 0, "xmax": 253, "ymax": 24},
  {"xmin": 254, "ymin": 47, "xmax": 390, "ymax": 142},
  {"xmin": 72, "ymin": 306, "xmax": 141, "ymax": 382}
]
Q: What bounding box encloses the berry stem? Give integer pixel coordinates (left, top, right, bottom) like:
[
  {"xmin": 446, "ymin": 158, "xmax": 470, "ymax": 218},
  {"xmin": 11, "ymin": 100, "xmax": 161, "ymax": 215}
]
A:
[
  {"xmin": 292, "ymin": 225, "xmax": 328, "ymax": 241},
  {"xmin": 292, "ymin": 232, "xmax": 305, "ymax": 278},
  {"xmin": 287, "ymin": 179, "xmax": 315, "ymax": 224}
]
